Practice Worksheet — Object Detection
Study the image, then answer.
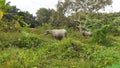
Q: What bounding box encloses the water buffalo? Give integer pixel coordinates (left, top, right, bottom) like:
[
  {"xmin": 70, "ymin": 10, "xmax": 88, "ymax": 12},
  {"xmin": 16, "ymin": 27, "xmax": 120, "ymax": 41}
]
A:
[
  {"xmin": 82, "ymin": 30, "xmax": 92, "ymax": 37},
  {"xmin": 45, "ymin": 29, "xmax": 67, "ymax": 40}
]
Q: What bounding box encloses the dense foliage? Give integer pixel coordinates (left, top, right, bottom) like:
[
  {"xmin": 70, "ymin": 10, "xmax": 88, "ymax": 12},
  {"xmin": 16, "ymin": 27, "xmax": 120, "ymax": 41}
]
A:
[{"xmin": 0, "ymin": 0, "xmax": 120, "ymax": 68}]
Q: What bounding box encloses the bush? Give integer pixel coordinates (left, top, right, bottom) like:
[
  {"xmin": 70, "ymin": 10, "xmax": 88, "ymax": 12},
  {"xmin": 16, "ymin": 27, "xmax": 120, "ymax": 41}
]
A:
[
  {"xmin": 60, "ymin": 39, "xmax": 82, "ymax": 59},
  {"xmin": 93, "ymin": 29, "xmax": 107, "ymax": 44},
  {"xmin": 17, "ymin": 36, "xmax": 43, "ymax": 48},
  {"xmin": 92, "ymin": 25, "xmax": 111, "ymax": 45},
  {"xmin": 110, "ymin": 17, "xmax": 120, "ymax": 36},
  {"xmin": 105, "ymin": 63, "xmax": 120, "ymax": 68}
]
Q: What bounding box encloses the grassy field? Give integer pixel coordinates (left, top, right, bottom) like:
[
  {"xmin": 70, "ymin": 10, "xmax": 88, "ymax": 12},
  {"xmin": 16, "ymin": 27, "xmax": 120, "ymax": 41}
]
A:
[{"xmin": 0, "ymin": 27, "xmax": 120, "ymax": 68}]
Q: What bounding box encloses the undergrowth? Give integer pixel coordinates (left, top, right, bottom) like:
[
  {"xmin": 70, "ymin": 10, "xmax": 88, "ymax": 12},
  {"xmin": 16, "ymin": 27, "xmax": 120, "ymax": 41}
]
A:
[{"xmin": 0, "ymin": 28, "xmax": 120, "ymax": 68}]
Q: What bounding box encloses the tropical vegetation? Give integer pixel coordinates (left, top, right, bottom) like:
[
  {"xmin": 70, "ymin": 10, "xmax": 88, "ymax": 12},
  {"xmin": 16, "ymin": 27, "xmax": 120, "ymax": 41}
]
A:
[{"xmin": 0, "ymin": 0, "xmax": 120, "ymax": 68}]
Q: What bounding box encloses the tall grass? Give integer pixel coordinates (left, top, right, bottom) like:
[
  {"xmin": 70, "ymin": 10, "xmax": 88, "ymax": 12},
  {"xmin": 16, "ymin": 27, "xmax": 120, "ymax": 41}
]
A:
[{"xmin": 0, "ymin": 27, "xmax": 120, "ymax": 68}]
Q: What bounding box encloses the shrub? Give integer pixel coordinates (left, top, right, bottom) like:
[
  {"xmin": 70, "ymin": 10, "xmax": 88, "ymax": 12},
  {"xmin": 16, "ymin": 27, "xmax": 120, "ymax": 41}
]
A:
[
  {"xmin": 55, "ymin": 38, "xmax": 82, "ymax": 59},
  {"xmin": 93, "ymin": 29, "xmax": 107, "ymax": 44},
  {"xmin": 92, "ymin": 25, "xmax": 111, "ymax": 45},
  {"xmin": 17, "ymin": 36, "xmax": 43, "ymax": 48},
  {"xmin": 105, "ymin": 63, "xmax": 120, "ymax": 68},
  {"xmin": 111, "ymin": 17, "xmax": 120, "ymax": 36}
]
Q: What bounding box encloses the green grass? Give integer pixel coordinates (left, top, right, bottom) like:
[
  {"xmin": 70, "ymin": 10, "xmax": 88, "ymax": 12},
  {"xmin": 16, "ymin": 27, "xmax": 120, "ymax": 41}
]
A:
[{"xmin": 0, "ymin": 27, "xmax": 120, "ymax": 68}]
